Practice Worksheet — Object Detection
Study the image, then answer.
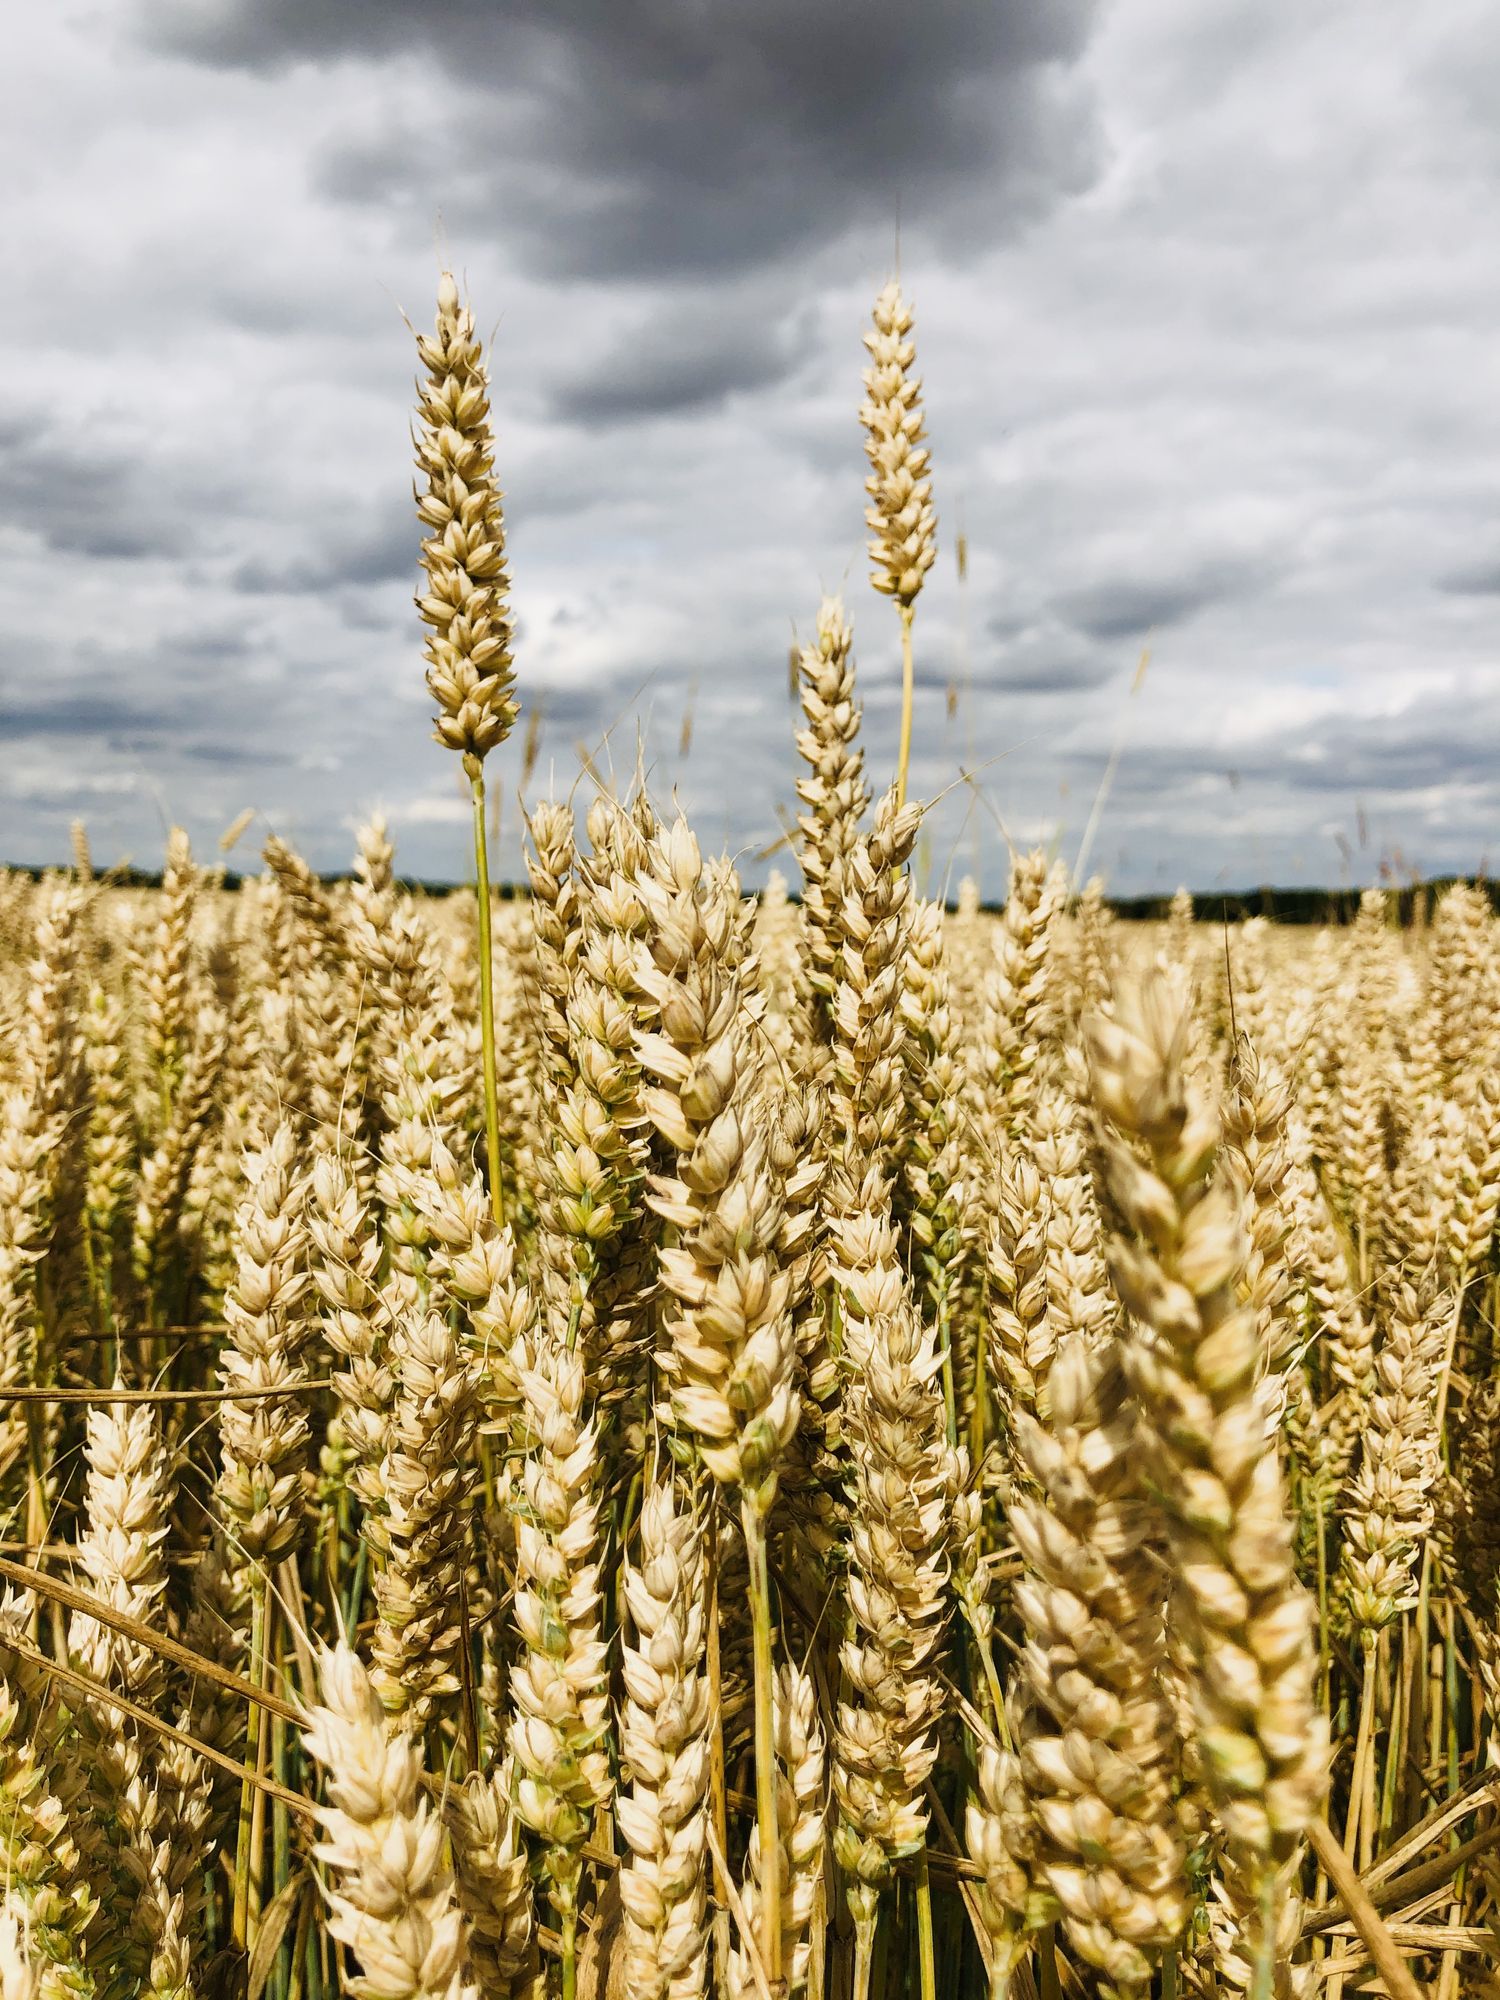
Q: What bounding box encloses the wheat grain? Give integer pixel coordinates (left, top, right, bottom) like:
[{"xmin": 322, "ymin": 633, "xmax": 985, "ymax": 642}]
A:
[{"xmin": 303, "ymin": 1644, "xmax": 475, "ymax": 2000}]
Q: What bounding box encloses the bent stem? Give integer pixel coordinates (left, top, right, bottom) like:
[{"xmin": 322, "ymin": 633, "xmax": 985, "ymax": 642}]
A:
[
  {"xmin": 742, "ymin": 1493, "xmax": 783, "ymax": 1989},
  {"xmin": 895, "ymin": 603, "xmax": 916, "ymax": 809},
  {"xmin": 469, "ymin": 768, "xmax": 504, "ymax": 1229}
]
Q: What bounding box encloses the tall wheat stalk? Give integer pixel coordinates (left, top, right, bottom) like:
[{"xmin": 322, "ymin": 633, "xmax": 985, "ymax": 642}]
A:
[
  {"xmin": 415, "ymin": 271, "xmax": 520, "ymax": 1228},
  {"xmin": 860, "ymin": 283, "xmax": 935, "ymax": 808}
]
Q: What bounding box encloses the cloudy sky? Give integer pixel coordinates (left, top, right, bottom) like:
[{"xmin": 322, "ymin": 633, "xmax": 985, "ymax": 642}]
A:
[{"xmin": 2, "ymin": 0, "xmax": 1497, "ymax": 895}]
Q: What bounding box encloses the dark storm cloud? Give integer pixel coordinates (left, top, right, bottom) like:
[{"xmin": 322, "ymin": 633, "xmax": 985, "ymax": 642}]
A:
[{"xmin": 142, "ymin": 1, "xmax": 1104, "ymax": 278}]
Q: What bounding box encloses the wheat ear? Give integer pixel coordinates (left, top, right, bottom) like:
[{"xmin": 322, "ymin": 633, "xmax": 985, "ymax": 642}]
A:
[
  {"xmin": 1007, "ymin": 1333, "xmax": 1185, "ymax": 1993},
  {"xmin": 634, "ymin": 816, "xmax": 799, "ymax": 1985},
  {"xmin": 79, "ymin": 980, "xmax": 132, "ymax": 1332},
  {"xmin": 730, "ymin": 1661, "xmax": 827, "ymax": 2000},
  {"xmin": 0, "ymin": 1912, "xmax": 37, "ymax": 2000},
  {"xmin": 445, "ymin": 1765, "xmax": 534, "ymax": 2000},
  {"xmin": 303, "ymin": 1644, "xmax": 476, "ymax": 2000},
  {"xmin": 617, "ymin": 1476, "xmax": 711, "ymax": 2000},
  {"xmin": 829, "ymin": 1187, "xmax": 953, "ymax": 1990},
  {"xmin": 139, "ymin": 828, "xmax": 198, "ymax": 1135},
  {"xmin": 860, "ymin": 283, "xmax": 936, "ymax": 806},
  {"xmin": 67, "ymin": 1396, "xmax": 174, "ymax": 1707},
  {"xmin": 1086, "ymin": 970, "xmax": 1327, "ymax": 1995},
  {"xmin": 793, "ymin": 596, "xmax": 869, "ymax": 1042},
  {"xmin": 0, "ymin": 1605, "xmax": 97, "ymax": 1998},
  {"xmin": 416, "ymin": 270, "xmax": 519, "ymax": 1224},
  {"xmin": 365, "ymin": 1295, "xmax": 480, "ymax": 1730},
  {"xmin": 1340, "ymin": 1280, "xmax": 1446, "ymax": 1639},
  {"xmin": 508, "ymin": 1328, "xmax": 611, "ymax": 1975}
]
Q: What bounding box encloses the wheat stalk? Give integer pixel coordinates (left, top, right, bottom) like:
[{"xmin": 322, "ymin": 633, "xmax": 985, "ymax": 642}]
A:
[
  {"xmin": 416, "ymin": 271, "xmax": 519, "ymax": 1228},
  {"xmin": 860, "ymin": 283, "xmax": 935, "ymax": 807}
]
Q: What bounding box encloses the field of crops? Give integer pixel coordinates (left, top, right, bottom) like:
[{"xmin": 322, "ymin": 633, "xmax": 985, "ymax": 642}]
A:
[{"xmin": 0, "ymin": 274, "xmax": 1495, "ymax": 2000}]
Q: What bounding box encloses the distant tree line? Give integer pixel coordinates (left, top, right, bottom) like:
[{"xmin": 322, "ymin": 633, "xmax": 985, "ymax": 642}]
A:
[{"xmin": 7, "ymin": 862, "xmax": 1492, "ymax": 927}]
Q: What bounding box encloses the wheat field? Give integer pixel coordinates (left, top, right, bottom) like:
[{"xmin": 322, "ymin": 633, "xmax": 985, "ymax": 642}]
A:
[{"xmin": 0, "ymin": 272, "xmax": 1494, "ymax": 2000}]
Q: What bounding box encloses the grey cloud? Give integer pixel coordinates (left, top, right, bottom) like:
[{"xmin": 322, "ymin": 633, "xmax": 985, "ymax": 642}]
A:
[
  {"xmin": 230, "ymin": 499, "xmax": 415, "ymax": 596},
  {"xmin": 0, "ymin": 412, "xmax": 271, "ymax": 566},
  {"xmin": 1058, "ymin": 554, "xmax": 1275, "ymax": 644},
  {"xmin": 977, "ymin": 615, "xmax": 1118, "ymax": 692},
  {"xmin": 1436, "ymin": 559, "xmax": 1500, "ymax": 596},
  {"xmin": 178, "ymin": 740, "xmax": 278, "ymax": 765},
  {"xmin": 146, "ymin": 1, "xmax": 1103, "ymax": 278},
  {"xmin": 1, "ymin": 691, "xmax": 168, "ymax": 739},
  {"xmin": 0, "ymin": 431, "xmax": 195, "ymax": 563},
  {"xmin": 1066, "ymin": 704, "xmax": 1500, "ymax": 810},
  {"xmin": 548, "ymin": 302, "xmax": 818, "ymax": 426}
]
